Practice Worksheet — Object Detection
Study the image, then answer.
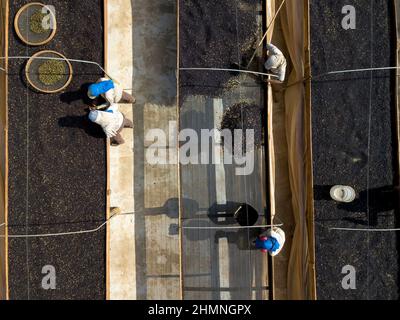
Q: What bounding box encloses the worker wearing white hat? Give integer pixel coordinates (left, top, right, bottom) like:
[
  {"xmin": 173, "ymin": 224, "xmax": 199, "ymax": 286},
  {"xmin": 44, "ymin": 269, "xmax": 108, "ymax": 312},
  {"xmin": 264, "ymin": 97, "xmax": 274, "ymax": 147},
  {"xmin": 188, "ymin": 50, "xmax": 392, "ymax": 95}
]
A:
[
  {"xmin": 264, "ymin": 43, "xmax": 287, "ymax": 82},
  {"xmin": 88, "ymin": 104, "xmax": 133, "ymax": 146}
]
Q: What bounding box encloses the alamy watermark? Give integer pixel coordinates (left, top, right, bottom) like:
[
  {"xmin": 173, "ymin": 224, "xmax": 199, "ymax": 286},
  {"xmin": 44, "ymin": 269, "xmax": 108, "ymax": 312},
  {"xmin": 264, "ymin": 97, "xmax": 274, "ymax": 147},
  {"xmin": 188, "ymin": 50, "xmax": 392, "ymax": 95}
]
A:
[
  {"xmin": 145, "ymin": 121, "xmax": 256, "ymax": 176},
  {"xmin": 341, "ymin": 265, "xmax": 356, "ymax": 290},
  {"xmin": 342, "ymin": 5, "xmax": 356, "ymax": 30},
  {"xmin": 41, "ymin": 265, "xmax": 56, "ymax": 290},
  {"xmin": 40, "ymin": 5, "xmax": 56, "ymax": 30}
]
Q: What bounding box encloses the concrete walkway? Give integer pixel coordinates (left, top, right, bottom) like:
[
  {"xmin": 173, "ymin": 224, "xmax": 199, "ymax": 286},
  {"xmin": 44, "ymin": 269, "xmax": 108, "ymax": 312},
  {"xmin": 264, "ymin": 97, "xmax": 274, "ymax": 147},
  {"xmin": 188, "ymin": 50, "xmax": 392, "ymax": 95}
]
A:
[
  {"xmin": 106, "ymin": 0, "xmax": 180, "ymax": 300},
  {"xmin": 107, "ymin": 0, "xmax": 136, "ymax": 300}
]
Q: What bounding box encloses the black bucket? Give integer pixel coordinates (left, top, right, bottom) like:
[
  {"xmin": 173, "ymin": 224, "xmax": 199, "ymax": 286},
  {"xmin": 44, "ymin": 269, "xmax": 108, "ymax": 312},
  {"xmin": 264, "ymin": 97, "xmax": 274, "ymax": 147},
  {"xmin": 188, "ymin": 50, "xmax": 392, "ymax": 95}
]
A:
[{"xmin": 233, "ymin": 203, "xmax": 259, "ymax": 226}]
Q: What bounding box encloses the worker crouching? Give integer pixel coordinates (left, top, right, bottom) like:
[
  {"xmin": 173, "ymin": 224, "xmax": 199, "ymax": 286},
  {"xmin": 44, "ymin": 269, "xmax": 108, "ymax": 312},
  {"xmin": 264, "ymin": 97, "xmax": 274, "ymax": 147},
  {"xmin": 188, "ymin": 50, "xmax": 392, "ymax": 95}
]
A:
[
  {"xmin": 264, "ymin": 43, "xmax": 287, "ymax": 82},
  {"xmin": 88, "ymin": 77, "xmax": 136, "ymax": 108},
  {"xmin": 255, "ymin": 227, "xmax": 285, "ymax": 256},
  {"xmin": 89, "ymin": 104, "xmax": 133, "ymax": 146}
]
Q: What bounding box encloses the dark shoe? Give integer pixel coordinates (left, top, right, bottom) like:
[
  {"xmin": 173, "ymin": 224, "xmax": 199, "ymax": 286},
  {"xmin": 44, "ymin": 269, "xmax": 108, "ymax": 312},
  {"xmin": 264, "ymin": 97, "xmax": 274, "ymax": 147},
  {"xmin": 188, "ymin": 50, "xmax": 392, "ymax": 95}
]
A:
[{"xmin": 111, "ymin": 140, "xmax": 123, "ymax": 146}]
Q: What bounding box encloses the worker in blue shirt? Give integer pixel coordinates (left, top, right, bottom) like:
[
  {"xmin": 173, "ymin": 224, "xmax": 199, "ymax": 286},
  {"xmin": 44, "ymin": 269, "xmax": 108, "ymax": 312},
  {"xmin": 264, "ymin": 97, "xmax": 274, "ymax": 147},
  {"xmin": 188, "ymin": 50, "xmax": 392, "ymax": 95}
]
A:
[
  {"xmin": 255, "ymin": 227, "xmax": 285, "ymax": 256},
  {"xmin": 88, "ymin": 77, "xmax": 135, "ymax": 109}
]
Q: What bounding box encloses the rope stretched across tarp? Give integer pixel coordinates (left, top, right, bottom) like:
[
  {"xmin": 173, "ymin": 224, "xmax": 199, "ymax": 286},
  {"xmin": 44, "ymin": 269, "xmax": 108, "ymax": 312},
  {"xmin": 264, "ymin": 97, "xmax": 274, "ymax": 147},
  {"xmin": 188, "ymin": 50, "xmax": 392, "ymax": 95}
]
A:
[
  {"xmin": 330, "ymin": 227, "xmax": 400, "ymax": 232},
  {"xmin": 179, "ymin": 67, "xmax": 279, "ymax": 78},
  {"xmin": 312, "ymin": 66, "xmax": 400, "ymax": 79},
  {"xmin": 0, "ymin": 211, "xmax": 122, "ymax": 238},
  {"xmin": 182, "ymin": 223, "xmax": 283, "ymax": 230},
  {"xmin": 0, "ymin": 55, "xmax": 118, "ymax": 83},
  {"xmin": 179, "ymin": 66, "xmax": 399, "ymax": 88},
  {"xmin": 0, "ymin": 216, "xmax": 282, "ymax": 238},
  {"xmin": 1, "ymin": 57, "xmax": 398, "ymax": 85}
]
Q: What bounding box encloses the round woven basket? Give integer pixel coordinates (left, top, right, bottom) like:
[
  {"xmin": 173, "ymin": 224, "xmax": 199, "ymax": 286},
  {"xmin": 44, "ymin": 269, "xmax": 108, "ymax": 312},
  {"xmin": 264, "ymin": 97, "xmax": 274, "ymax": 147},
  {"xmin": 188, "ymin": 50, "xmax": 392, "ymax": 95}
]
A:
[
  {"xmin": 25, "ymin": 50, "xmax": 73, "ymax": 94},
  {"xmin": 14, "ymin": 2, "xmax": 57, "ymax": 46}
]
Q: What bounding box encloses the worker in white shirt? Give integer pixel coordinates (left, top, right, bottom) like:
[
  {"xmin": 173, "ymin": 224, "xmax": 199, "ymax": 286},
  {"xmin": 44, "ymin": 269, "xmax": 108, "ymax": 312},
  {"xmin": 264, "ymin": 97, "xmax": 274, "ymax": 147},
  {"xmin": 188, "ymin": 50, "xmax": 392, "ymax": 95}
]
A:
[
  {"xmin": 264, "ymin": 43, "xmax": 287, "ymax": 82},
  {"xmin": 87, "ymin": 77, "xmax": 136, "ymax": 109},
  {"xmin": 88, "ymin": 103, "xmax": 133, "ymax": 146}
]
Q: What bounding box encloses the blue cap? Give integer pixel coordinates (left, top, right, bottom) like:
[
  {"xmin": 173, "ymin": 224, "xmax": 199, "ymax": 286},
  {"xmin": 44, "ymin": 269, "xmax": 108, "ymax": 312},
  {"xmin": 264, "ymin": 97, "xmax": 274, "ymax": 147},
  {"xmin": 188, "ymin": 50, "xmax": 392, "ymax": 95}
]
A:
[
  {"xmin": 264, "ymin": 238, "xmax": 280, "ymax": 252},
  {"xmin": 256, "ymin": 237, "xmax": 280, "ymax": 252},
  {"xmin": 88, "ymin": 80, "xmax": 115, "ymax": 99}
]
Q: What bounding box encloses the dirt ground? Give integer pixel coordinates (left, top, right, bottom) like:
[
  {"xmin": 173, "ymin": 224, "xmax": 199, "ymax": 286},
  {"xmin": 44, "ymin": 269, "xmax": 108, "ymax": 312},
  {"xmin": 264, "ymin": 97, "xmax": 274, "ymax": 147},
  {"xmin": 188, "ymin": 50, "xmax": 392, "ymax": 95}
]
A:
[
  {"xmin": 220, "ymin": 102, "xmax": 264, "ymax": 152},
  {"xmin": 311, "ymin": 0, "xmax": 399, "ymax": 299},
  {"xmin": 7, "ymin": 0, "xmax": 106, "ymax": 299},
  {"xmin": 179, "ymin": 0, "xmax": 263, "ymax": 98}
]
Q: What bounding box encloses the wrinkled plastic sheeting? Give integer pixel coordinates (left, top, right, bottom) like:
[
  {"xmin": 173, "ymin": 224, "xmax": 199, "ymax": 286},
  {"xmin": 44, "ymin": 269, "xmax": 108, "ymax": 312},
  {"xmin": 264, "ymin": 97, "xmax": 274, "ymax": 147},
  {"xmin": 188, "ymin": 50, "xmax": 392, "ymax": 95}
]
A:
[{"xmin": 268, "ymin": 0, "xmax": 315, "ymax": 300}]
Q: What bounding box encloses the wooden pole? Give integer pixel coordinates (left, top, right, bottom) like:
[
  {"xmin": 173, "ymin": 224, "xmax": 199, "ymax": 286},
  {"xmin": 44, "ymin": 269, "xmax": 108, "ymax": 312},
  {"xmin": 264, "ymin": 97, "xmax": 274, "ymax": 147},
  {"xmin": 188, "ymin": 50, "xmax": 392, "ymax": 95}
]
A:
[{"xmin": 246, "ymin": 0, "xmax": 287, "ymax": 69}]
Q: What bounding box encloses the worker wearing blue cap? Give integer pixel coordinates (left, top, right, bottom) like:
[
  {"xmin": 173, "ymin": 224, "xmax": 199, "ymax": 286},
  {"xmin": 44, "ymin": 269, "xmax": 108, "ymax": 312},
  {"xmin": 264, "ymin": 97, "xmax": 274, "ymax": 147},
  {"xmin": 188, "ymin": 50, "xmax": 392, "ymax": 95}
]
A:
[
  {"xmin": 88, "ymin": 77, "xmax": 136, "ymax": 109},
  {"xmin": 255, "ymin": 227, "xmax": 285, "ymax": 256}
]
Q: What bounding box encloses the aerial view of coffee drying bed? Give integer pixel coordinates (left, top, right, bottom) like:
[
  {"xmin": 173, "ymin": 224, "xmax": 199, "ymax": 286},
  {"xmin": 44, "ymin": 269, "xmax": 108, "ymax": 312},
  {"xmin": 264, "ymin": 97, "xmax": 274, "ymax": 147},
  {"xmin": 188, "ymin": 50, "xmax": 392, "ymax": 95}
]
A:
[
  {"xmin": 179, "ymin": 0, "xmax": 270, "ymax": 299},
  {"xmin": 7, "ymin": 0, "xmax": 106, "ymax": 299},
  {"xmin": 311, "ymin": 0, "xmax": 400, "ymax": 300}
]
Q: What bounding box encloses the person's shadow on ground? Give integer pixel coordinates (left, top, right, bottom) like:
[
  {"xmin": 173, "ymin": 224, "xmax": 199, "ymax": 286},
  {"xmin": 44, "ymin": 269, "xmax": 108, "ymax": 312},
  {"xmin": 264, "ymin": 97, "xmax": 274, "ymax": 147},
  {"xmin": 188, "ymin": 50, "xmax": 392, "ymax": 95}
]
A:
[
  {"xmin": 59, "ymin": 82, "xmax": 106, "ymax": 107},
  {"xmin": 140, "ymin": 197, "xmax": 265, "ymax": 248},
  {"xmin": 314, "ymin": 185, "xmax": 399, "ymax": 226},
  {"xmin": 58, "ymin": 115, "xmax": 105, "ymax": 139},
  {"xmin": 208, "ymin": 202, "xmax": 261, "ymax": 226}
]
